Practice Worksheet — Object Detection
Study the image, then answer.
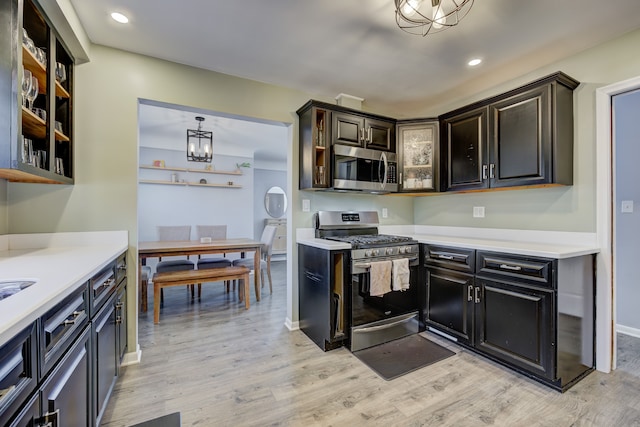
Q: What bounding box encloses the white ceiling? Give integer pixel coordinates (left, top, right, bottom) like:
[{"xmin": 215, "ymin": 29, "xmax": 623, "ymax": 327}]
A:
[{"xmin": 71, "ymin": 0, "xmax": 640, "ymax": 162}]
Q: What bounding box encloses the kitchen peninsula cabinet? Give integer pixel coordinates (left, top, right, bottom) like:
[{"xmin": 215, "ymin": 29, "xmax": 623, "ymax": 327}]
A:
[
  {"xmin": 0, "ymin": 0, "xmax": 75, "ymax": 184},
  {"xmin": 440, "ymin": 72, "xmax": 578, "ymax": 192},
  {"xmin": 424, "ymin": 243, "xmax": 594, "ymax": 391},
  {"xmin": 397, "ymin": 119, "xmax": 439, "ymax": 192}
]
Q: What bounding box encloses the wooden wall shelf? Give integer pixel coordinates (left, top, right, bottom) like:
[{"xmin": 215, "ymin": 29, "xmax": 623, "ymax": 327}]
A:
[
  {"xmin": 138, "ymin": 179, "xmax": 242, "ymax": 188},
  {"xmin": 139, "ymin": 165, "xmax": 242, "ymax": 175}
]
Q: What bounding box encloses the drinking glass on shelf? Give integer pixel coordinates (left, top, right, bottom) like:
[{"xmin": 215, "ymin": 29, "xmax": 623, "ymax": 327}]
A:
[
  {"xmin": 55, "ymin": 62, "xmax": 67, "ymax": 83},
  {"xmin": 26, "ymin": 75, "xmax": 39, "ymax": 110},
  {"xmin": 21, "ymin": 68, "xmax": 32, "ymax": 107}
]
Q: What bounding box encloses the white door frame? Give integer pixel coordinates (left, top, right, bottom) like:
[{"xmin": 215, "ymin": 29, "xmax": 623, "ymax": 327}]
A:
[{"xmin": 595, "ymin": 75, "xmax": 640, "ymax": 372}]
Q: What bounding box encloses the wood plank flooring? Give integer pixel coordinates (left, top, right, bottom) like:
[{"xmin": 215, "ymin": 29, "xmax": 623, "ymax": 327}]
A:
[{"xmin": 102, "ymin": 261, "xmax": 640, "ymax": 426}]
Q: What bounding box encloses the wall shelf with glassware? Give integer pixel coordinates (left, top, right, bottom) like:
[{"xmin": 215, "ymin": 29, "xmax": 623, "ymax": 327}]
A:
[{"xmin": 0, "ymin": 0, "xmax": 74, "ymax": 184}]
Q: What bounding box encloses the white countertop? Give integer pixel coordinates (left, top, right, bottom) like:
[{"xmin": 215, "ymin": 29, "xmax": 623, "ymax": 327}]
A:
[
  {"xmin": 0, "ymin": 231, "xmax": 128, "ymax": 346},
  {"xmin": 296, "ymin": 226, "xmax": 599, "ymax": 259}
]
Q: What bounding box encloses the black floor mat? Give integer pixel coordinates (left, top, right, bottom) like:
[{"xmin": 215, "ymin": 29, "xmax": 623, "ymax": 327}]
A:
[{"xmin": 353, "ymin": 334, "xmax": 455, "ymax": 381}]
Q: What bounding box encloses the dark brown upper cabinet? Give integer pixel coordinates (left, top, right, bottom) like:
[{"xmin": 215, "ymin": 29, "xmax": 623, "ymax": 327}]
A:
[
  {"xmin": 332, "ymin": 111, "xmax": 395, "ymax": 152},
  {"xmin": 440, "ymin": 72, "xmax": 579, "ymax": 192}
]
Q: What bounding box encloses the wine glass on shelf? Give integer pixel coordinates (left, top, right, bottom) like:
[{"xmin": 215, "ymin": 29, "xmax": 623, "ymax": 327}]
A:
[
  {"xmin": 21, "ymin": 67, "xmax": 32, "ymax": 108},
  {"xmin": 26, "ymin": 75, "xmax": 39, "ymax": 111},
  {"xmin": 55, "ymin": 62, "xmax": 67, "ymax": 83}
]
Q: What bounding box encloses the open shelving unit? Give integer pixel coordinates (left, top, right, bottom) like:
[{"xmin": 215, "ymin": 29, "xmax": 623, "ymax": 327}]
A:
[{"xmin": 138, "ymin": 165, "xmax": 244, "ymax": 188}]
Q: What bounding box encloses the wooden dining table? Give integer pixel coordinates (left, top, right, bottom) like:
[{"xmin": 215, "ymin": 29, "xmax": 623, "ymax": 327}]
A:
[{"xmin": 138, "ymin": 238, "xmax": 263, "ymax": 306}]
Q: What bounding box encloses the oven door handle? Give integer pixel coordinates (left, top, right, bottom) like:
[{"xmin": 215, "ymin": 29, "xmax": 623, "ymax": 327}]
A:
[
  {"xmin": 352, "ymin": 312, "xmax": 416, "ymax": 333},
  {"xmin": 353, "ymin": 256, "xmax": 418, "ymax": 269}
]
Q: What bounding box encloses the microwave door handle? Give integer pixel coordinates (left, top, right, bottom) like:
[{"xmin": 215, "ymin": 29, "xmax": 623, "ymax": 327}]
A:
[{"xmin": 380, "ymin": 152, "xmax": 388, "ymax": 188}]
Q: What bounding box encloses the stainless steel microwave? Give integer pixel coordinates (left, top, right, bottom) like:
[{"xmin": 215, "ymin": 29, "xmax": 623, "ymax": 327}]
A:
[{"xmin": 332, "ymin": 145, "xmax": 398, "ymax": 193}]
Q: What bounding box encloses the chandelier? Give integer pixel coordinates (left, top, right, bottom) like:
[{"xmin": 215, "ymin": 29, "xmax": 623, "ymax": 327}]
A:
[
  {"xmin": 186, "ymin": 116, "xmax": 213, "ymax": 163},
  {"xmin": 395, "ymin": 0, "xmax": 474, "ymax": 36}
]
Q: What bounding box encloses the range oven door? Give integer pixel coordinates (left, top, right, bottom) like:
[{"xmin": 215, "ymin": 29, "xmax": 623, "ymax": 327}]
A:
[
  {"xmin": 349, "ymin": 256, "xmax": 420, "ymax": 351},
  {"xmin": 333, "ymin": 145, "xmax": 398, "ymax": 193}
]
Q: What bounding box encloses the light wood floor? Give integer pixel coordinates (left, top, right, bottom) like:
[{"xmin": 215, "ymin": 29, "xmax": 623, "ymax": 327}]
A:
[{"xmin": 102, "ymin": 261, "xmax": 640, "ymax": 426}]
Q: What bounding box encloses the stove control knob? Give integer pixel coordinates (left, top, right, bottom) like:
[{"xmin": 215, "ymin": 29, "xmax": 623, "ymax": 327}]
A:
[
  {"xmin": 372, "ymin": 249, "xmax": 380, "ymax": 256},
  {"xmin": 365, "ymin": 250, "xmax": 373, "ymax": 257},
  {"xmin": 404, "ymin": 246, "xmax": 412, "ymax": 254},
  {"xmin": 386, "ymin": 248, "xmax": 394, "ymax": 255},
  {"xmin": 399, "ymin": 247, "xmax": 406, "ymax": 254}
]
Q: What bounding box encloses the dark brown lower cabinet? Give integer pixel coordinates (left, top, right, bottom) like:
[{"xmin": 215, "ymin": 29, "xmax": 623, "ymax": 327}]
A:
[
  {"xmin": 424, "ymin": 244, "xmax": 594, "ymax": 391},
  {"xmin": 474, "ymin": 279, "xmax": 554, "ymax": 379}
]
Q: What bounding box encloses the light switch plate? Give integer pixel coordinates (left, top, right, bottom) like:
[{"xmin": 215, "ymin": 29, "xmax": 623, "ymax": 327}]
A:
[
  {"xmin": 473, "ymin": 206, "xmax": 485, "ymax": 218},
  {"xmin": 621, "ymin": 200, "xmax": 634, "ymax": 213},
  {"xmin": 302, "ymin": 199, "xmax": 310, "ymax": 212}
]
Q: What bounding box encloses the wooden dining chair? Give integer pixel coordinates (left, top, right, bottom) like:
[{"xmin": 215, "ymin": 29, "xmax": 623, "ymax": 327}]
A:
[
  {"xmin": 155, "ymin": 225, "xmax": 195, "ymax": 301},
  {"xmin": 195, "ymin": 225, "xmax": 232, "ymax": 297},
  {"xmin": 232, "ymin": 225, "xmax": 278, "ymax": 296}
]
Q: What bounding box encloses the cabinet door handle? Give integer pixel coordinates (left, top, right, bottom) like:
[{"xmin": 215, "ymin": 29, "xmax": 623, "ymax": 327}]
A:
[
  {"xmin": 360, "ymin": 128, "xmax": 365, "ymax": 142},
  {"xmin": 116, "ymin": 316, "xmax": 122, "ymax": 324},
  {"xmin": 467, "ymin": 285, "xmax": 473, "ymax": 302},
  {"xmin": 490, "ymin": 163, "xmax": 495, "ymax": 179},
  {"xmin": 499, "ymin": 264, "xmax": 522, "ymax": 271},
  {"xmin": 368, "ymin": 127, "xmax": 372, "ymax": 143},
  {"xmin": 37, "ymin": 409, "xmax": 59, "ymax": 427},
  {"xmin": 482, "ymin": 164, "xmax": 488, "ymax": 180},
  {"xmin": 474, "ymin": 286, "xmax": 481, "ymax": 303}
]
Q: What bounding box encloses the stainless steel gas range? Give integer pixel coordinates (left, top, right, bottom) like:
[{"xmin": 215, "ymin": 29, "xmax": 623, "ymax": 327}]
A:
[{"xmin": 313, "ymin": 211, "xmax": 423, "ymax": 352}]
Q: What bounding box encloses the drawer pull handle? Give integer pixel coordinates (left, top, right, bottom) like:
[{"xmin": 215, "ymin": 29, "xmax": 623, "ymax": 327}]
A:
[
  {"xmin": 499, "ymin": 264, "xmax": 522, "ymax": 271},
  {"xmin": 438, "ymin": 254, "xmax": 454, "ymax": 260},
  {"xmin": 63, "ymin": 310, "xmax": 85, "ymax": 325}
]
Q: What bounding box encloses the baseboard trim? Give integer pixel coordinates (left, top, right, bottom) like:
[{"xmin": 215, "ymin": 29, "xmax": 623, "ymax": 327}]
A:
[
  {"xmin": 616, "ymin": 324, "xmax": 640, "ymax": 338},
  {"xmin": 121, "ymin": 344, "xmax": 142, "ymax": 366},
  {"xmin": 285, "ymin": 318, "xmax": 299, "ymax": 331}
]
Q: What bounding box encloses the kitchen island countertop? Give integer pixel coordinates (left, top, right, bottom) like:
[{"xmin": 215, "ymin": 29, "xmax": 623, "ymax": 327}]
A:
[{"xmin": 0, "ymin": 231, "xmax": 128, "ymax": 346}]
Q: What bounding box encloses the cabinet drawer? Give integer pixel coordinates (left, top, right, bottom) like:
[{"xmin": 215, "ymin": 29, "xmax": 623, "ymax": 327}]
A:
[
  {"xmin": 115, "ymin": 252, "xmax": 127, "ymax": 286},
  {"xmin": 476, "ymin": 252, "xmax": 554, "ymax": 287},
  {"xmin": 0, "ymin": 323, "xmax": 37, "ymax": 426},
  {"xmin": 39, "ymin": 284, "xmax": 89, "ymax": 380},
  {"xmin": 90, "ymin": 261, "xmax": 117, "ymax": 316},
  {"xmin": 424, "ymin": 244, "xmax": 475, "ymax": 273}
]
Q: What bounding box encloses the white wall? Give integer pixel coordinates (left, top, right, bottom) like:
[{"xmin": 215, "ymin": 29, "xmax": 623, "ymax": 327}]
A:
[
  {"xmin": 614, "ymin": 88, "xmax": 640, "ymax": 333},
  {"xmin": 253, "ymin": 168, "xmax": 287, "ymax": 239},
  {"xmin": 138, "ymin": 147, "xmax": 254, "ymax": 242}
]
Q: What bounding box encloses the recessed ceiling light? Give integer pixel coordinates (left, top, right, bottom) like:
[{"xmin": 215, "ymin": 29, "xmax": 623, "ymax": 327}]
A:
[
  {"xmin": 111, "ymin": 12, "xmax": 129, "ymax": 24},
  {"xmin": 468, "ymin": 58, "xmax": 482, "ymax": 67}
]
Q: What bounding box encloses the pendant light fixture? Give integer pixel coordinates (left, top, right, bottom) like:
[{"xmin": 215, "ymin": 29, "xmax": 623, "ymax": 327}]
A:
[
  {"xmin": 395, "ymin": 0, "xmax": 474, "ymax": 36},
  {"xmin": 186, "ymin": 116, "xmax": 213, "ymax": 163}
]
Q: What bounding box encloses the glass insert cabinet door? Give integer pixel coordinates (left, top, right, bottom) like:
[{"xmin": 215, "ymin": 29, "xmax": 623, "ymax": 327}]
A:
[{"xmin": 397, "ymin": 120, "xmax": 439, "ymax": 192}]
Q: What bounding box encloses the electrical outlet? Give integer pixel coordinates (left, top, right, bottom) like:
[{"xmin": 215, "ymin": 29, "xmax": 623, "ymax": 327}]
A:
[
  {"xmin": 621, "ymin": 200, "xmax": 634, "ymax": 213},
  {"xmin": 302, "ymin": 199, "xmax": 310, "ymax": 212},
  {"xmin": 473, "ymin": 206, "xmax": 485, "ymax": 218},
  {"xmin": 382, "ymin": 208, "xmax": 388, "ymax": 218}
]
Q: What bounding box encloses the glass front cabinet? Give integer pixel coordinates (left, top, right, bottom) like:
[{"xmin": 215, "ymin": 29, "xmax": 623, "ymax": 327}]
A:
[
  {"xmin": 0, "ymin": 0, "xmax": 75, "ymax": 184},
  {"xmin": 397, "ymin": 119, "xmax": 439, "ymax": 193}
]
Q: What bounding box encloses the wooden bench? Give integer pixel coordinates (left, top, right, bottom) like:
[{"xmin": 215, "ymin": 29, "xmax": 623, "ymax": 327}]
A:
[{"xmin": 152, "ymin": 266, "xmax": 250, "ymax": 324}]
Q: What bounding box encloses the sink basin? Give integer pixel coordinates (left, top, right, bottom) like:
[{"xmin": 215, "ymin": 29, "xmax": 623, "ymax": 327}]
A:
[{"xmin": 0, "ymin": 280, "xmax": 37, "ymax": 301}]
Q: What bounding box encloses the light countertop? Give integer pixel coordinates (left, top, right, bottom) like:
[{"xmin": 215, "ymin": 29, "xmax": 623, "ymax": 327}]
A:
[
  {"xmin": 297, "ymin": 226, "xmax": 599, "ymax": 259},
  {"xmin": 0, "ymin": 231, "xmax": 128, "ymax": 346}
]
